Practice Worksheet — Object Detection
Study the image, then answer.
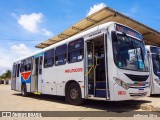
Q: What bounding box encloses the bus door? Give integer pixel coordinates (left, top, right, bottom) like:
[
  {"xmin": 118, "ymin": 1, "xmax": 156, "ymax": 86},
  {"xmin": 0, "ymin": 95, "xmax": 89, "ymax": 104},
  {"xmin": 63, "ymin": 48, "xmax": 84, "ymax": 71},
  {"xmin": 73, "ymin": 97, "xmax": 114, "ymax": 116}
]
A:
[
  {"xmin": 85, "ymin": 35, "xmax": 107, "ymax": 98},
  {"xmin": 11, "ymin": 63, "xmax": 20, "ymax": 90},
  {"xmin": 38, "ymin": 56, "xmax": 43, "ymax": 93},
  {"xmin": 16, "ymin": 64, "xmax": 20, "ymax": 91},
  {"xmin": 31, "ymin": 55, "xmax": 43, "ymax": 94}
]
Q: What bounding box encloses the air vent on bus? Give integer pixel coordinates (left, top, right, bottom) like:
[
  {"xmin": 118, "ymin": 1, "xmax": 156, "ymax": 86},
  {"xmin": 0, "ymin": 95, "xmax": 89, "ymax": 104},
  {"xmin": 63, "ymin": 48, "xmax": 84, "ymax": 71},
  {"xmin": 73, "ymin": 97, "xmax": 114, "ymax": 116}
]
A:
[
  {"xmin": 129, "ymin": 92, "xmax": 147, "ymax": 96},
  {"xmin": 124, "ymin": 74, "xmax": 149, "ymax": 82}
]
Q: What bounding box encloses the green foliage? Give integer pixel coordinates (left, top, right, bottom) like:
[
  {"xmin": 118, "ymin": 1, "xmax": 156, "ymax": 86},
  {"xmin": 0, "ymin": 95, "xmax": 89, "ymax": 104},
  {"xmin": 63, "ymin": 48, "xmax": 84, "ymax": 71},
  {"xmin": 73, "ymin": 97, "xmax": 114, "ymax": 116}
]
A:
[{"xmin": 0, "ymin": 70, "xmax": 11, "ymax": 80}]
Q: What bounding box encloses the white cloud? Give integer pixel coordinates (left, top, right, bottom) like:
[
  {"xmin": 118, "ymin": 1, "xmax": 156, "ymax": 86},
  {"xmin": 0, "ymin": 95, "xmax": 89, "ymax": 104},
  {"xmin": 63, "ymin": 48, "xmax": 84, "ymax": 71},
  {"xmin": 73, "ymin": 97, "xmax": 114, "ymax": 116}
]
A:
[
  {"xmin": 123, "ymin": 5, "xmax": 139, "ymax": 16},
  {"xmin": 42, "ymin": 28, "xmax": 53, "ymax": 37},
  {"xmin": 0, "ymin": 43, "xmax": 36, "ymax": 75},
  {"xmin": 18, "ymin": 13, "xmax": 43, "ymax": 33},
  {"xmin": 87, "ymin": 3, "xmax": 106, "ymax": 16},
  {"xmin": 130, "ymin": 6, "xmax": 139, "ymax": 14},
  {"xmin": 11, "ymin": 43, "xmax": 33, "ymax": 56},
  {"xmin": 0, "ymin": 49, "xmax": 13, "ymax": 74},
  {"xmin": 18, "ymin": 13, "xmax": 53, "ymax": 36}
]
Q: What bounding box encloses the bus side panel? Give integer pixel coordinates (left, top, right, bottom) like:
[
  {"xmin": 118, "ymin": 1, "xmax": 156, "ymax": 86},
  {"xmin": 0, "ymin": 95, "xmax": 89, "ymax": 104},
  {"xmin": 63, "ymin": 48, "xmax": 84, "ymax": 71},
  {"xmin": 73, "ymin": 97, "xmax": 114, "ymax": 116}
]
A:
[
  {"xmin": 107, "ymin": 32, "xmax": 117, "ymax": 101},
  {"xmin": 41, "ymin": 67, "xmax": 57, "ymax": 95},
  {"xmin": 57, "ymin": 61, "xmax": 84, "ymax": 97},
  {"xmin": 11, "ymin": 78, "xmax": 16, "ymax": 90},
  {"xmin": 26, "ymin": 83, "xmax": 31, "ymax": 92}
]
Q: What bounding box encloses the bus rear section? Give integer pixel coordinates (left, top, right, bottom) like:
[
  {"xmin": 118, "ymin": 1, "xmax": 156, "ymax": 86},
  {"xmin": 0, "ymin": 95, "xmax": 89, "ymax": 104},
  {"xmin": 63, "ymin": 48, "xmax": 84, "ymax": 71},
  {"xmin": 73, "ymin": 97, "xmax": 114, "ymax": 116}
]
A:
[{"xmin": 146, "ymin": 45, "xmax": 160, "ymax": 95}]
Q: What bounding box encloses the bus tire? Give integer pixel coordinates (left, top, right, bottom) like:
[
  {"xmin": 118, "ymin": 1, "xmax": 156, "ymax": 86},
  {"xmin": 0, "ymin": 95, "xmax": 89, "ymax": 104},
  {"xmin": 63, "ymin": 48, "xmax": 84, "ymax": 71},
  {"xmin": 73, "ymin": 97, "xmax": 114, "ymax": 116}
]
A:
[
  {"xmin": 21, "ymin": 84, "xmax": 28, "ymax": 97},
  {"xmin": 67, "ymin": 82, "xmax": 84, "ymax": 105}
]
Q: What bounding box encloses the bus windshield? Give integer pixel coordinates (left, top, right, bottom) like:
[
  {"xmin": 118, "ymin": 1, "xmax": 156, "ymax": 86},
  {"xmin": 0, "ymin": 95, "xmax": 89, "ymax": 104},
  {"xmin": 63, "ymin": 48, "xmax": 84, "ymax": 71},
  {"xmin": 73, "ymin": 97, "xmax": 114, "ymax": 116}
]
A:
[
  {"xmin": 152, "ymin": 54, "xmax": 160, "ymax": 76},
  {"xmin": 112, "ymin": 33, "xmax": 149, "ymax": 71}
]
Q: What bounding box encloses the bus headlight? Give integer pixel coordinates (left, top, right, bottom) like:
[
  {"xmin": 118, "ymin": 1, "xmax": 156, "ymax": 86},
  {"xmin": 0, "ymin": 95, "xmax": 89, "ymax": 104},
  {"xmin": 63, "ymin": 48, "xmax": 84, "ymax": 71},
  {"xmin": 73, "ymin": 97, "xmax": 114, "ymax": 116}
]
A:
[{"xmin": 114, "ymin": 77, "xmax": 129, "ymax": 90}]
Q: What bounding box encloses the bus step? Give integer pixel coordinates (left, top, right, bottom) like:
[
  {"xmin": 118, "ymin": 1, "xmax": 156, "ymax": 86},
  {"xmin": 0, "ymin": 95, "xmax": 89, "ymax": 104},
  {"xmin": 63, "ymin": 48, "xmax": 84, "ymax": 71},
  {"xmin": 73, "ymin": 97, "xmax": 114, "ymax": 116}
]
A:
[
  {"xmin": 95, "ymin": 89, "xmax": 106, "ymax": 98},
  {"xmin": 34, "ymin": 92, "xmax": 41, "ymax": 95},
  {"xmin": 96, "ymin": 81, "xmax": 106, "ymax": 89}
]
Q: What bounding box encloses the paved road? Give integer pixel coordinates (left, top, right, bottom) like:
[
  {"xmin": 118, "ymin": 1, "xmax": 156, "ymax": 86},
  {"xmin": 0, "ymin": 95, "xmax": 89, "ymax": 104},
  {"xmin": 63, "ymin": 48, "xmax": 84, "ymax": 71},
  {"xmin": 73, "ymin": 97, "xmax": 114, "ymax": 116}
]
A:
[
  {"xmin": 0, "ymin": 84, "xmax": 159, "ymax": 120},
  {"xmin": 0, "ymin": 84, "xmax": 145, "ymax": 111}
]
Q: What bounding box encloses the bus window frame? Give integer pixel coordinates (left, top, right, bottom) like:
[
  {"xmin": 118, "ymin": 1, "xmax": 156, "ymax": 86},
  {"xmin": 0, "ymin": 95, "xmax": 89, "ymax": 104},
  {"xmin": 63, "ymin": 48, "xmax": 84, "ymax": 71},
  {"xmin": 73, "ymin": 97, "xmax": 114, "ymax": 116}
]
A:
[
  {"xmin": 68, "ymin": 38, "xmax": 84, "ymax": 63},
  {"xmin": 44, "ymin": 48, "xmax": 55, "ymax": 68},
  {"xmin": 55, "ymin": 44, "xmax": 67, "ymax": 66}
]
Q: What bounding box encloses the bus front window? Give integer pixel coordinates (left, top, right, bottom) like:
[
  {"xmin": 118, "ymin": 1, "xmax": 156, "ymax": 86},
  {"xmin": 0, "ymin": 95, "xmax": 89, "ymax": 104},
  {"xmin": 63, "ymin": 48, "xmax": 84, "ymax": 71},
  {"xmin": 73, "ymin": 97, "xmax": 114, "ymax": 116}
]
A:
[
  {"xmin": 112, "ymin": 33, "xmax": 149, "ymax": 71},
  {"xmin": 152, "ymin": 54, "xmax": 160, "ymax": 76}
]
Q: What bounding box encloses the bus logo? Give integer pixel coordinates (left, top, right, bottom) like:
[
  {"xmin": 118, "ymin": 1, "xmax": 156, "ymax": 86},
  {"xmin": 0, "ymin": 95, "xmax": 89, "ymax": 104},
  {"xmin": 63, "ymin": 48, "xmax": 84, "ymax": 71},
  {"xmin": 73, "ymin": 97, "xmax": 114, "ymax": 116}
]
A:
[
  {"xmin": 21, "ymin": 71, "xmax": 31, "ymax": 83},
  {"xmin": 65, "ymin": 68, "xmax": 83, "ymax": 73}
]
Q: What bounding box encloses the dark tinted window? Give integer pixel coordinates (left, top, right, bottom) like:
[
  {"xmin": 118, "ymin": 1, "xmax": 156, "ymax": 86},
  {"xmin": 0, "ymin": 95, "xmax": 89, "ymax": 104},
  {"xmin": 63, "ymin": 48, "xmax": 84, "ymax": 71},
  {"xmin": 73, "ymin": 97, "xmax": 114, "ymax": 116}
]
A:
[
  {"xmin": 68, "ymin": 38, "xmax": 84, "ymax": 63},
  {"xmin": 20, "ymin": 60, "xmax": 25, "ymax": 72},
  {"xmin": 55, "ymin": 44, "xmax": 67, "ymax": 65},
  {"xmin": 44, "ymin": 49, "xmax": 54, "ymax": 68},
  {"xmin": 150, "ymin": 47, "xmax": 160, "ymax": 54},
  {"xmin": 39, "ymin": 56, "xmax": 43, "ymax": 74},
  {"xmin": 20, "ymin": 57, "xmax": 32, "ymax": 72},
  {"xmin": 25, "ymin": 57, "xmax": 32, "ymax": 71}
]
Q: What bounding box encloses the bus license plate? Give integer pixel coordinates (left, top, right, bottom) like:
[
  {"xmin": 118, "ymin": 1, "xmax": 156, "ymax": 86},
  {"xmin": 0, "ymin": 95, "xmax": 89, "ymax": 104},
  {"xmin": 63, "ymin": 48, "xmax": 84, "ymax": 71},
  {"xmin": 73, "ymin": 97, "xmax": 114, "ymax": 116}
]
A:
[{"xmin": 138, "ymin": 89, "xmax": 144, "ymax": 93}]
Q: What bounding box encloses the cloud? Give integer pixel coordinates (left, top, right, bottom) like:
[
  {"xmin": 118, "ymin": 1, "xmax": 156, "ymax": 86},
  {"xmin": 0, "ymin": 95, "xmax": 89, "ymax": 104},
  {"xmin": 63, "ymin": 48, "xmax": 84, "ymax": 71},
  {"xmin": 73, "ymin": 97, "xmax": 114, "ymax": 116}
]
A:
[
  {"xmin": 18, "ymin": 13, "xmax": 43, "ymax": 33},
  {"xmin": 130, "ymin": 6, "xmax": 139, "ymax": 14},
  {"xmin": 123, "ymin": 5, "xmax": 139, "ymax": 16},
  {"xmin": 87, "ymin": 3, "xmax": 106, "ymax": 16},
  {"xmin": 0, "ymin": 43, "xmax": 36, "ymax": 75},
  {"xmin": 0, "ymin": 49, "xmax": 12, "ymax": 74},
  {"xmin": 18, "ymin": 13, "xmax": 53, "ymax": 37},
  {"xmin": 11, "ymin": 43, "xmax": 33, "ymax": 56},
  {"xmin": 42, "ymin": 28, "xmax": 53, "ymax": 37}
]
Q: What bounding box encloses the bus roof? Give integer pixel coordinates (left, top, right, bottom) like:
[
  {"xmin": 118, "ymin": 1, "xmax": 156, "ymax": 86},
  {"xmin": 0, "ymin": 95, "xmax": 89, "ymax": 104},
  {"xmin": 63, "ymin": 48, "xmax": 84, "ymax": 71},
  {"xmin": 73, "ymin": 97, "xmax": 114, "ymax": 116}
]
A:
[{"xmin": 35, "ymin": 7, "xmax": 160, "ymax": 49}]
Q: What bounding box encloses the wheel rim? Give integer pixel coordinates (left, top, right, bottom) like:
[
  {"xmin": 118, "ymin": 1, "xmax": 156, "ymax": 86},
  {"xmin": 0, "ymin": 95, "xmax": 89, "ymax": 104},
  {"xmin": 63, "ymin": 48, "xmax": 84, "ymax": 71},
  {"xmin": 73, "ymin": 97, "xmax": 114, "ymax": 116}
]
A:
[{"xmin": 70, "ymin": 88, "xmax": 78, "ymax": 100}]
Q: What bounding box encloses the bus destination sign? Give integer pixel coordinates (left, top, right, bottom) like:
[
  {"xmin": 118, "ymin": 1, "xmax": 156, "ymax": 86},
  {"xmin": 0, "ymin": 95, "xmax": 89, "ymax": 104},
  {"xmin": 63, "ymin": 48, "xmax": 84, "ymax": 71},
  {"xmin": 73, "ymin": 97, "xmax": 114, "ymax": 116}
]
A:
[{"xmin": 116, "ymin": 24, "xmax": 142, "ymax": 40}]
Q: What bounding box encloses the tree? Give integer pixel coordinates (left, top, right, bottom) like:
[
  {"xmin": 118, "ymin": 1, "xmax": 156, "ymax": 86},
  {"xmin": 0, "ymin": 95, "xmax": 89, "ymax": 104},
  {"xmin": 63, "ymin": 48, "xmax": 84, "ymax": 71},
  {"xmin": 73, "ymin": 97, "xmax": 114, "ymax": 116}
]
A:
[
  {"xmin": 0, "ymin": 70, "xmax": 11, "ymax": 80},
  {"xmin": 0, "ymin": 73, "xmax": 5, "ymax": 80},
  {"xmin": 5, "ymin": 70, "xmax": 11, "ymax": 79}
]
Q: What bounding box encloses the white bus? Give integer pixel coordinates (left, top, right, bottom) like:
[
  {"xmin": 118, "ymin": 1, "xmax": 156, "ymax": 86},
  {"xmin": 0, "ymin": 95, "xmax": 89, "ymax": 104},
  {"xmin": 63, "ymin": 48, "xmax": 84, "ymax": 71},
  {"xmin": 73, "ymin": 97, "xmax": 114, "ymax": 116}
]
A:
[
  {"xmin": 146, "ymin": 45, "xmax": 160, "ymax": 94},
  {"xmin": 11, "ymin": 22, "xmax": 150, "ymax": 105}
]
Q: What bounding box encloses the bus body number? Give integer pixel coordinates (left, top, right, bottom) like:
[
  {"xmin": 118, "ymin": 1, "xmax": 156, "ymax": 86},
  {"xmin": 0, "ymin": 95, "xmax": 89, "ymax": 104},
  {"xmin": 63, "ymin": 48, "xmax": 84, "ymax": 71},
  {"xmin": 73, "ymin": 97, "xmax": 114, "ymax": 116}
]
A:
[{"xmin": 118, "ymin": 91, "xmax": 126, "ymax": 95}]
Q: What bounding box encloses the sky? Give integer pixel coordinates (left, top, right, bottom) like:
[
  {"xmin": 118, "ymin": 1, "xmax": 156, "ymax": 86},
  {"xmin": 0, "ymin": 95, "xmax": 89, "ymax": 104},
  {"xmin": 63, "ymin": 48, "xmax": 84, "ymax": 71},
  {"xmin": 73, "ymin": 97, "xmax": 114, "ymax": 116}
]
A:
[{"xmin": 0, "ymin": 0, "xmax": 160, "ymax": 74}]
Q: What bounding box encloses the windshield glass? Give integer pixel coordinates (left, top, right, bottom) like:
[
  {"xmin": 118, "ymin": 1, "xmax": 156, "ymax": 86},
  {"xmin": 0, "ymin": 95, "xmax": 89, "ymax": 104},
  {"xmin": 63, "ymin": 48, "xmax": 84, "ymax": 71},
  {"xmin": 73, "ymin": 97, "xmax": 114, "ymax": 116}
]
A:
[
  {"xmin": 152, "ymin": 54, "xmax": 160, "ymax": 76},
  {"xmin": 112, "ymin": 33, "xmax": 149, "ymax": 71}
]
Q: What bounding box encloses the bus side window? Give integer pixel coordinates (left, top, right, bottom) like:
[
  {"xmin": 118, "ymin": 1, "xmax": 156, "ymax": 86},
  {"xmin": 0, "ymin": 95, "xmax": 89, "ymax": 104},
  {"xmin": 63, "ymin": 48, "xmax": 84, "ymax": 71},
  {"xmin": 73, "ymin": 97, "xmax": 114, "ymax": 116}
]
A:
[
  {"xmin": 39, "ymin": 56, "xmax": 43, "ymax": 74},
  {"xmin": 44, "ymin": 48, "xmax": 54, "ymax": 68},
  {"xmin": 68, "ymin": 38, "xmax": 84, "ymax": 63},
  {"xmin": 20, "ymin": 60, "xmax": 25, "ymax": 73},
  {"xmin": 25, "ymin": 57, "xmax": 32, "ymax": 71},
  {"xmin": 55, "ymin": 44, "xmax": 67, "ymax": 66}
]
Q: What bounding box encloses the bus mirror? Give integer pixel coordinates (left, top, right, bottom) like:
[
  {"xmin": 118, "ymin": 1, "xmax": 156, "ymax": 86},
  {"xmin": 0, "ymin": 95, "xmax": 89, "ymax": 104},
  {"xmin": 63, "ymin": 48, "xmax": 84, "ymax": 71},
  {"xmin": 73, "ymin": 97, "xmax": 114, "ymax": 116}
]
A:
[{"xmin": 111, "ymin": 31, "xmax": 117, "ymax": 42}]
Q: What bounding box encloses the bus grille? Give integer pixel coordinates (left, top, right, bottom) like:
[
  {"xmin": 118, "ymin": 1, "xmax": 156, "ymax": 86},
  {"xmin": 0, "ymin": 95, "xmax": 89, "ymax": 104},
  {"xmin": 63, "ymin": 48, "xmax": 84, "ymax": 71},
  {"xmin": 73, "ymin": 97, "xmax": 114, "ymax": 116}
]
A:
[
  {"xmin": 125, "ymin": 74, "xmax": 149, "ymax": 82},
  {"xmin": 129, "ymin": 92, "xmax": 147, "ymax": 96}
]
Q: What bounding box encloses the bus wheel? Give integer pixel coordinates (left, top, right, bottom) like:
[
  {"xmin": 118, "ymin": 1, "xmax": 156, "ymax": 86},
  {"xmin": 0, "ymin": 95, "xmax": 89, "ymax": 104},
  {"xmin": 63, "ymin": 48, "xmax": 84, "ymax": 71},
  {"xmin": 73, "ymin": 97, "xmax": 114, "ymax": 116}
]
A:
[
  {"xmin": 21, "ymin": 84, "xmax": 28, "ymax": 97},
  {"xmin": 67, "ymin": 82, "xmax": 84, "ymax": 105}
]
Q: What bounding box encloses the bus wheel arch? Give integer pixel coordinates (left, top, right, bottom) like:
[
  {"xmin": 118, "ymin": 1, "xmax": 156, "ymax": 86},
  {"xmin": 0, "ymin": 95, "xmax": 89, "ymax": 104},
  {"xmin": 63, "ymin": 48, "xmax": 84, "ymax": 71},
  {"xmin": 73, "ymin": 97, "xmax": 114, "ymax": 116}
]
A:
[
  {"xmin": 65, "ymin": 80, "xmax": 84, "ymax": 105},
  {"xmin": 21, "ymin": 82, "xmax": 28, "ymax": 97}
]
